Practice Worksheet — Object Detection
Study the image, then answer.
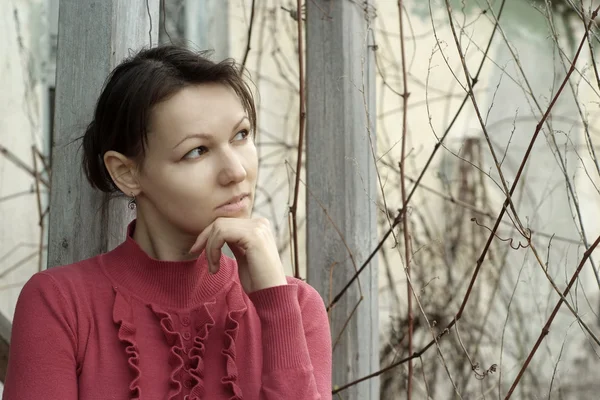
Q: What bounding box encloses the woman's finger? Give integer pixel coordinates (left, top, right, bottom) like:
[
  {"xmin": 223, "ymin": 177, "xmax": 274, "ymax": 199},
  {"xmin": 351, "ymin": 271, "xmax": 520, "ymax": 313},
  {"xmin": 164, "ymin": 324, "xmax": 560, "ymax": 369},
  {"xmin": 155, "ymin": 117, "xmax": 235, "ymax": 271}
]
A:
[
  {"xmin": 204, "ymin": 219, "xmax": 247, "ymax": 273},
  {"xmin": 190, "ymin": 218, "xmax": 240, "ymax": 254},
  {"xmin": 205, "ymin": 225, "xmax": 223, "ymax": 274},
  {"xmin": 228, "ymin": 243, "xmax": 246, "ymax": 258},
  {"xmin": 189, "ymin": 223, "xmax": 212, "ymax": 254},
  {"xmin": 189, "ymin": 218, "xmax": 256, "ymax": 274}
]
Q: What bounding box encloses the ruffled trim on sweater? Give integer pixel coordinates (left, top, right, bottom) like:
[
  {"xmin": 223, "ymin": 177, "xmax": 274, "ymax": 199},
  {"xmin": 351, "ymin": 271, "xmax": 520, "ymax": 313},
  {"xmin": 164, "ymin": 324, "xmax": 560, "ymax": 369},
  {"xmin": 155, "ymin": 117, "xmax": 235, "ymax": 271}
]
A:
[
  {"xmin": 112, "ymin": 289, "xmax": 142, "ymax": 400},
  {"xmin": 220, "ymin": 283, "xmax": 248, "ymax": 400},
  {"xmin": 148, "ymin": 303, "xmax": 189, "ymax": 399},
  {"xmin": 111, "ymin": 279, "xmax": 248, "ymax": 399},
  {"xmin": 185, "ymin": 303, "xmax": 216, "ymax": 400}
]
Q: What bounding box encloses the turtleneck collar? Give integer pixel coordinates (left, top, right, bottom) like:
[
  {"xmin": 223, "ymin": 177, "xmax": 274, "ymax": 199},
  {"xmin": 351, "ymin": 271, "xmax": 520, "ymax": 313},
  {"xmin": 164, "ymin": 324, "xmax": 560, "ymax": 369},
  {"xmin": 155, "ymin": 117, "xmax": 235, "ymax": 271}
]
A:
[{"xmin": 100, "ymin": 220, "xmax": 236, "ymax": 309}]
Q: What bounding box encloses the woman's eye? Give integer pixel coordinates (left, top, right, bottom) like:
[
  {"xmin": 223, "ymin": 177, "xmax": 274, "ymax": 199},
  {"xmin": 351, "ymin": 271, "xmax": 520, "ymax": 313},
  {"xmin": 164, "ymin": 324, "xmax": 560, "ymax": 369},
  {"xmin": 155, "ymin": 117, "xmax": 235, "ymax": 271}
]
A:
[
  {"xmin": 233, "ymin": 129, "xmax": 251, "ymax": 141},
  {"xmin": 183, "ymin": 146, "xmax": 208, "ymax": 159}
]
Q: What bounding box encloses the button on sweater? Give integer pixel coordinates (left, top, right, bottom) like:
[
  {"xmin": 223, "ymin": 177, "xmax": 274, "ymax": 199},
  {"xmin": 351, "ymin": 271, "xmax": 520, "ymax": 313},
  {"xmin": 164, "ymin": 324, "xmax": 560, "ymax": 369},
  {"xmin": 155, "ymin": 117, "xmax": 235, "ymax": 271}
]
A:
[{"xmin": 3, "ymin": 224, "xmax": 332, "ymax": 399}]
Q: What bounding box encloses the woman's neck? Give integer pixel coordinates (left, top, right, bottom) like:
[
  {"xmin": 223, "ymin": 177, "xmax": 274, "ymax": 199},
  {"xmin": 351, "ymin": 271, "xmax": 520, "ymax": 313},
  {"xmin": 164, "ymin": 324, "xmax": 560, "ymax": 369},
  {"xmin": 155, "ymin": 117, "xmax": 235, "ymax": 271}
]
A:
[
  {"xmin": 100, "ymin": 219, "xmax": 235, "ymax": 308},
  {"xmin": 133, "ymin": 213, "xmax": 198, "ymax": 261}
]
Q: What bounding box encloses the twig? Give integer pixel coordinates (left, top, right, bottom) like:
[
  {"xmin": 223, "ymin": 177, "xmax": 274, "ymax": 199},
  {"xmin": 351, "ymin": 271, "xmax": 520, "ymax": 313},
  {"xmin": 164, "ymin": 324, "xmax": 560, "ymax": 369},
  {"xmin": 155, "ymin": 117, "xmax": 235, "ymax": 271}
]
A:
[
  {"xmin": 160, "ymin": 0, "xmax": 173, "ymax": 44},
  {"xmin": 240, "ymin": 0, "xmax": 257, "ymax": 73},
  {"xmin": 286, "ymin": 162, "xmax": 364, "ymax": 312},
  {"xmin": 482, "ymin": 0, "xmax": 600, "ymax": 292},
  {"xmin": 444, "ymin": 0, "xmax": 600, "ymax": 339},
  {"xmin": 498, "ymin": 248, "xmax": 528, "ymax": 399},
  {"xmin": 31, "ymin": 146, "xmax": 44, "ymax": 272},
  {"xmin": 446, "ymin": 0, "xmax": 600, "ymax": 318},
  {"xmin": 327, "ymin": 0, "xmax": 509, "ymax": 310},
  {"xmin": 0, "ymin": 189, "xmax": 34, "ymax": 203},
  {"xmin": 0, "ymin": 144, "xmax": 50, "ymax": 188},
  {"xmin": 539, "ymin": 0, "xmax": 600, "ymax": 290},
  {"xmin": 547, "ymin": 319, "xmax": 576, "ymax": 399},
  {"xmin": 0, "ymin": 281, "xmax": 29, "ymax": 291},
  {"xmin": 0, "ymin": 251, "xmax": 38, "ymax": 279},
  {"xmin": 581, "ymin": 0, "xmax": 600, "ymax": 91},
  {"xmin": 331, "ymin": 297, "xmax": 363, "ymax": 353},
  {"xmin": 33, "ymin": 146, "xmax": 50, "ymax": 178},
  {"xmin": 399, "ymin": 172, "xmax": 581, "ymax": 246},
  {"xmin": 397, "ymin": 0, "xmax": 414, "ymax": 397},
  {"xmin": 289, "ymin": 0, "xmax": 305, "ymax": 279},
  {"xmin": 333, "ymin": 323, "xmax": 453, "ymax": 394},
  {"xmin": 505, "ymin": 234, "xmax": 600, "ymax": 399},
  {"xmin": 419, "ymin": 356, "xmax": 432, "ymax": 399},
  {"xmin": 328, "ymin": 261, "xmax": 336, "ymax": 320},
  {"xmin": 444, "ymin": 0, "xmax": 525, "ymax": 237},
  {"xmin": 455, "ymin": 320, "xmax": 497, "ymax": 381},
  {"xmin": 334, "ymin": 2, "xmax": 599, "ymax": 394}
]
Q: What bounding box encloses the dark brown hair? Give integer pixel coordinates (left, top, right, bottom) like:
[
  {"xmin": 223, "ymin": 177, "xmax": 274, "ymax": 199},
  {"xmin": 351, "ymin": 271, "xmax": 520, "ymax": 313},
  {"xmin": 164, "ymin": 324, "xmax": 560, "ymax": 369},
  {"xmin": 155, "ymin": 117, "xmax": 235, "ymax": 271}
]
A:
[{"xmin": 82, "ymin": 45, "xmax": 257, "ymax": 193}]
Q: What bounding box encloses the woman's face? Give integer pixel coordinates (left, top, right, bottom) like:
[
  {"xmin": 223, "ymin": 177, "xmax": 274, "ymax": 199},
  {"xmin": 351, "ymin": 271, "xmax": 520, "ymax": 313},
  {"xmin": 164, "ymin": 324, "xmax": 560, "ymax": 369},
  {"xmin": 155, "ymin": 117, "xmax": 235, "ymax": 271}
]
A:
[{"xmin": 135, "ymin": 83, "xmax": 258, "ymax": 235}]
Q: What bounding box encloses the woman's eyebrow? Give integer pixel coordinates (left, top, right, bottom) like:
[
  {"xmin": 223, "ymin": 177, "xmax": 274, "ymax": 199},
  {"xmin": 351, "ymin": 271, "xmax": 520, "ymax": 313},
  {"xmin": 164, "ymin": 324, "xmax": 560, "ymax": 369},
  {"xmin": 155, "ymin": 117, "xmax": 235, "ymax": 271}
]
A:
[
  {"xmin": 230, "ymin": 116, "xmax": 249, "ymax": 133},
  {"xmin": 172, "ymin": 116, "xmax": 249, "ymax": 150},
  {"xmin": 172, "ymin": 132, "xmax": 212, "ymax": 149}
]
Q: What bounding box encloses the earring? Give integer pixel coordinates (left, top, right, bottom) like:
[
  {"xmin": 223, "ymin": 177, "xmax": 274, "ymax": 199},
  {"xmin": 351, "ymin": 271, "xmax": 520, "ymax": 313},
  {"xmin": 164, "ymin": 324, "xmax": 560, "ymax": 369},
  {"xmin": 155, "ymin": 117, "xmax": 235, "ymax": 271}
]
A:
[{"xmin": 128, "ymin": 192, "xmax": 137, "ymax": 210}]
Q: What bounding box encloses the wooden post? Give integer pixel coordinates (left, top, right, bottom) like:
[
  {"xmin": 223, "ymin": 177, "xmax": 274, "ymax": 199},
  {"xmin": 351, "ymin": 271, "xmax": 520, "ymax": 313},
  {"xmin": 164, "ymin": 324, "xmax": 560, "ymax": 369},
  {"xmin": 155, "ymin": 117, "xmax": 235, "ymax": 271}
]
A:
[
  {"xmin": 0, "ymin": 312, "xmax": 10, "ymax": 382},
  {"xmin": 158, "ymin": 0, "xmax": 185, "ymax": 45},
  {"xmin": 185, "ymin": 0, "xmax": 229, "ymax": 60},
  {"xmin": 306, "ymin": 1, "xmax": 379, "ymax": 398},
  {"xmin": 48, "ymin": 0, "xmax": 159, "ymax": 268}
]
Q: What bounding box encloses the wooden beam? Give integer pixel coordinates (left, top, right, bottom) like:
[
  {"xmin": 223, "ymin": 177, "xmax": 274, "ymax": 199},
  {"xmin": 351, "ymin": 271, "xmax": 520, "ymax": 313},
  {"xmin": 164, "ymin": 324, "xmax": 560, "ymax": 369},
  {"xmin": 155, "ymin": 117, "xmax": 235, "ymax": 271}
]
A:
[
  {"xmin": 0, "ymin": 311, "xmax": 10, "ymax": 383},
  {"xmin": 48, "ymin": 0, "xmax": 159, "ymax": 268},
  {"xmin": 305, "ymin": 1, "xmax": 379, "ymax": 398}
]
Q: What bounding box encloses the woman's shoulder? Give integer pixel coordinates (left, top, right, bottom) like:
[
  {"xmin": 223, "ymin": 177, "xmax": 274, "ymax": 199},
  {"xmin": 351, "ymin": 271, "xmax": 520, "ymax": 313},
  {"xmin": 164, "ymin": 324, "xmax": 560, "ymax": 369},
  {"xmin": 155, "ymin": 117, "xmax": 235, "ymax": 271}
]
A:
[{"xmin": 21, "ymin": 253, "xmax": 109, "ymax": 300}]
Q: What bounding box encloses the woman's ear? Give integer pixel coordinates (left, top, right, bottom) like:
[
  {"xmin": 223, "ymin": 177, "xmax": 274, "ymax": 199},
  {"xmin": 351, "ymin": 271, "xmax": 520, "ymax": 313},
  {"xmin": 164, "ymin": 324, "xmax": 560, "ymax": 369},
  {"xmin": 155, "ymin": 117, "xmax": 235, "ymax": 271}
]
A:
[{"xmin": 103, "ymin": 151, "xmax": 140, "ymax": 196}]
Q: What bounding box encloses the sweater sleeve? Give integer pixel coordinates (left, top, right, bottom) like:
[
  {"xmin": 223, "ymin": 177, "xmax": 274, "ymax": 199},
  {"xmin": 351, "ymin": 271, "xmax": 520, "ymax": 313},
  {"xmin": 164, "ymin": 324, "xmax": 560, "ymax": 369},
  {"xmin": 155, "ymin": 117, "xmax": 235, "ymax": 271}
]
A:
[
  {"xmin": 248, "ymin": 280, "xmax": 332, "ymax": 400},
  {"xmin": 3, "ymin": 272, "xmax": 78, "ymax": 400}
]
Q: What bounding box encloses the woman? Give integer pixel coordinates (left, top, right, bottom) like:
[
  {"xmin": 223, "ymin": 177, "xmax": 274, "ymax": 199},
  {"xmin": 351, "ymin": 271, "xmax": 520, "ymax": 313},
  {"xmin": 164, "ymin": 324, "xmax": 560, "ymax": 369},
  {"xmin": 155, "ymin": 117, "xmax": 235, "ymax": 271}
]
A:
[{"xmin": 3, "ymin": 45, "xmax": 332, "ymax": 399}]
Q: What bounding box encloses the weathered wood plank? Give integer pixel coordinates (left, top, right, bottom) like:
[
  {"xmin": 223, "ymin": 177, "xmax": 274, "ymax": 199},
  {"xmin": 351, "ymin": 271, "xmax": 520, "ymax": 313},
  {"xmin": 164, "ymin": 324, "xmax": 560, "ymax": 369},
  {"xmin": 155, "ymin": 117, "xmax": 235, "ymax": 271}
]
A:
[
  {"xmin": 48, "ymin": 0, "xmax": 159, "ymax": 268},
  {"xmin": 185, "ymin": 0, "xmax": 229, "ymax": 60},
  {"xmin": 0, "ymin": 311, "xmax": 11, "ymax": 382},
  {"xmin": 306, "ymin": 1, "xmax": 379, "ymax": 398}
]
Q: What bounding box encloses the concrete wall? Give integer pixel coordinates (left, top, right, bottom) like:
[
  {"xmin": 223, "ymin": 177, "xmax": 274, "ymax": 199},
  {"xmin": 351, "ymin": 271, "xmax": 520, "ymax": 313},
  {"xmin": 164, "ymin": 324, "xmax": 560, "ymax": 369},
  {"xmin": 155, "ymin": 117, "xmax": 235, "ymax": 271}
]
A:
[{"xmin": 0, "ymin": 0, "xmax": 54, "ymax": 323}]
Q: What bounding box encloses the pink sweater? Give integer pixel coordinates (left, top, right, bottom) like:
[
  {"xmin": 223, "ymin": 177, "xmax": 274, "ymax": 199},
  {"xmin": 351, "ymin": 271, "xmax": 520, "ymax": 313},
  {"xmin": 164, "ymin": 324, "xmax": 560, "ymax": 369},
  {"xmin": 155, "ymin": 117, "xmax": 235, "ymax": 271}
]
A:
[{"xmin": 3, "ymin": 226, "xmax": 332, "ymax": 399}]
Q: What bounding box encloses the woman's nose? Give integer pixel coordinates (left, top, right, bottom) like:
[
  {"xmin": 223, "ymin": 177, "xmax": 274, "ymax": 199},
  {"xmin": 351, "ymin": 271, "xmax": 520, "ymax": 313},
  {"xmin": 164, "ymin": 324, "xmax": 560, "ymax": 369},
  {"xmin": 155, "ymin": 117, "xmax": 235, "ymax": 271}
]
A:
[{"xmin": 217, "ymin": 150, "xmax": 247, "ymax": 185}]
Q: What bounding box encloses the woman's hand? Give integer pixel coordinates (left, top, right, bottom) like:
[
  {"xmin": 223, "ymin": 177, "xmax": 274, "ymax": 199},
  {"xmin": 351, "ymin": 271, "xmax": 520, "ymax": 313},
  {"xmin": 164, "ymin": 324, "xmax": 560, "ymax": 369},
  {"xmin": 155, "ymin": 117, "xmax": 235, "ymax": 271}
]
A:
[{"xmin": 189, "ymin": 217, "xmax": 287, "ymax": 293}]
